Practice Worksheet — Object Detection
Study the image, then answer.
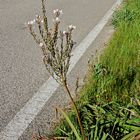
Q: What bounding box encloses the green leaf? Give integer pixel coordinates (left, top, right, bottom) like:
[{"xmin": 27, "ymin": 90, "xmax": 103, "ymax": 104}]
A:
[
  {"xmin": 101, "ymin": 133, "xmax": 108, "ymax": 140},
  {"xmin": 121, "ymin": 130, "xmax": 140, "ymax": 140},
  {"xmin": 58, "ymin": 108, "xmax": 81, "ymax": 140},
  {"xmin": 93, "ymin": 123, "xmax": 98, "ymax": 140}
]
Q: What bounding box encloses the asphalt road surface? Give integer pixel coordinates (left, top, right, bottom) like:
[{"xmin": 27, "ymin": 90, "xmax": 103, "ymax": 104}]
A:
[{"xmin": 0, "ymin": 0, "xmax": 116, "ymax": 139}]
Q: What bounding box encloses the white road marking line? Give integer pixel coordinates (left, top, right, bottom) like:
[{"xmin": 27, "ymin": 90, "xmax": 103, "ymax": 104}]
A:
[{"xmin": 0, "ymin": 0, "xmax": 122, "ymax": 139}]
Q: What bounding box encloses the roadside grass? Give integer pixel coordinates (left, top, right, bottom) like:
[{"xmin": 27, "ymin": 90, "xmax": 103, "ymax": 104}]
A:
[
  {"xmin": 51, "ymin": 0, "xmax": 140, "ymax": 139},
  {"xmin": 34, "ymin": 0, "xmax": 140, "ymax": 140},
  {"xmin": 79, "ymin": 0, "xmax": 140, "ymax": 107},
  {"xmin": 79, "ymin": 19, "xmax": 140, "ymax": 106}
]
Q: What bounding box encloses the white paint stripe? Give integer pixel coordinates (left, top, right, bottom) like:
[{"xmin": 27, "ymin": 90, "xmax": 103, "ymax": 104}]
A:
[{"xmin": 0, "ymin": 0, "xmax": 122, "ymax": 139}]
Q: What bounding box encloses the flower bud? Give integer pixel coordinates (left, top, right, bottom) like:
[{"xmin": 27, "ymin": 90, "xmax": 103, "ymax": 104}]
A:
[
  {"xmin": 39, "ymin": 42, "xmax": 44, "ymax": 47},
  {"xmin": 53, "ymin": 17, "xmax": 60, "ymax": 24},
  {"xmin": 62, "ymin": 31, "xmax": 67, "ymax": 35},
  {"xmin": 35, "ymin": 15, "xmax": 41, "ymax": 23}
]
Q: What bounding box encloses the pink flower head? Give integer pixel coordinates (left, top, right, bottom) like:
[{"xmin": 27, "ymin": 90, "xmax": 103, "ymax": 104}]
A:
[
  {"xmin": 27, "ymin": 19, "xmax": 36, "ymax": 27},
  {"xmin": 53, "ymin": 9, "xmax": 63, "ymax": 17},
  {"xmin": 68, "ymin": 25, "xmax": 76, "ymax": 32}
]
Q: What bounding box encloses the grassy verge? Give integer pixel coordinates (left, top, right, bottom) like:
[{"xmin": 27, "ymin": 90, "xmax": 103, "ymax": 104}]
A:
[
  {"xmin": 79, "ymin": 0, "xmax": 140, "ymax": 105},
  {"xmin": 51, "ymin": 0, "xmax": 140, "ymax": 139}
]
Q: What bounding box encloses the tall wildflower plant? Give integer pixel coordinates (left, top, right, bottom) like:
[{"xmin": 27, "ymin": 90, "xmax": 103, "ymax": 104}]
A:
[{"xmin": 26, "ymin": 0, "xmax": 85, "ymax": 139}]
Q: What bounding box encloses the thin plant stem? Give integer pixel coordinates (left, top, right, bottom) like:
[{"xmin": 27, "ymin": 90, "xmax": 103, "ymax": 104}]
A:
[{"xmin": 62, "ymin": 80, "xmax": 85, "ymax": 140}]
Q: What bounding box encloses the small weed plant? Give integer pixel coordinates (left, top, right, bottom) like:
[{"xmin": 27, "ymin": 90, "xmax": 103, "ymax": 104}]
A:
[{"xmin": 27, "ymin": 0, "xmax": 85, "ymax": 139}]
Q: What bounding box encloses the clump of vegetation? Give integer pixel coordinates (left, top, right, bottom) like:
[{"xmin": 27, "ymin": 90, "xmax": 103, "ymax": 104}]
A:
[
  {"xmin": 28, "ymin": 0, "xmax": 140, "ymax": 139},
  {"xmin": 53, "ymin": 0, "xmax": 140, "ymax": 139},
  {"xmin": 112, "ymin": 0, "xmax": 140, "ymax": 28},
  {"xmin": 54, "ymin": 98, "xmax": 140, "ymax": 140}
]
